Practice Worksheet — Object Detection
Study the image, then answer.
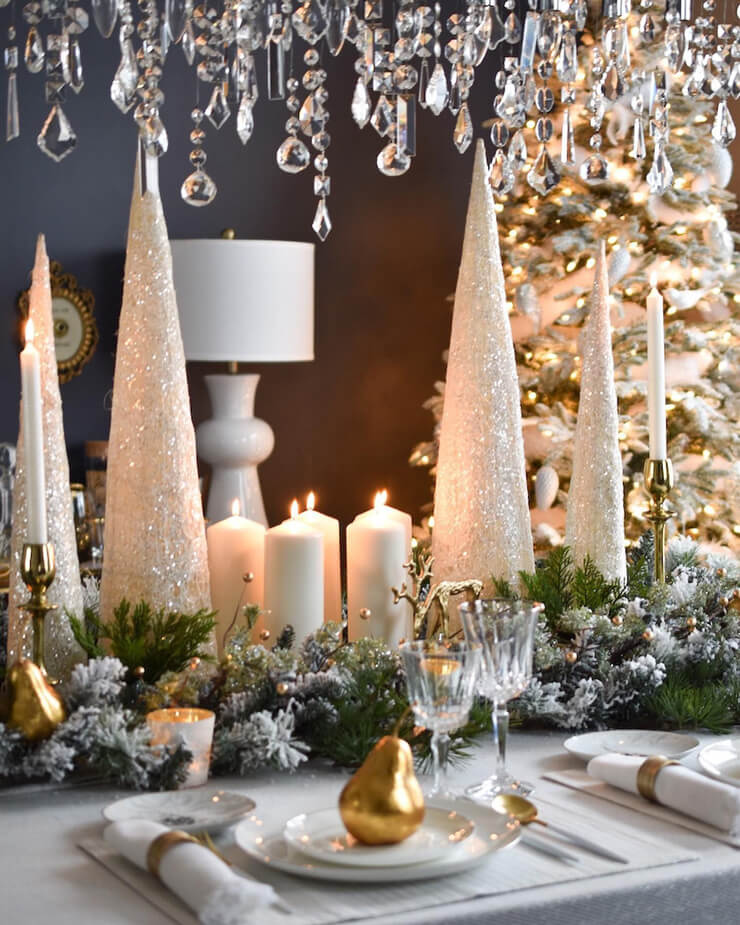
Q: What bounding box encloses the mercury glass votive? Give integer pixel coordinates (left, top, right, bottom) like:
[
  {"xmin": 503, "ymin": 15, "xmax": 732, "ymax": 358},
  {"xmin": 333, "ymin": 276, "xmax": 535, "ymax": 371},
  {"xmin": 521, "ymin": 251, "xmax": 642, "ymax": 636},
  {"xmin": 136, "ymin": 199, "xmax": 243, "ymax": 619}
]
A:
[{"xmin": 147, "ymin": 708, "xmax": 215, "ymax": 788}]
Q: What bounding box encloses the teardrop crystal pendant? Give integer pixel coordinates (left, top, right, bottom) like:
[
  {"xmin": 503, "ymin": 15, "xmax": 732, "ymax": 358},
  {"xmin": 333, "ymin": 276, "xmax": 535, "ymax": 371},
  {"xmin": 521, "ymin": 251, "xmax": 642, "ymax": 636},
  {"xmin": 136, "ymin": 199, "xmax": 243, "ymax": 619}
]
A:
[
  {"xmin": 325, "ymin": 0, "xmax": 350, "ymax": 56},
  {"xmin": 376, "ymin": 142, "xmax": 411, "ymax": 176},
  {"xmin": 560, "ymin": 107, "xmax": 575, "ymax": 165},
  {"xmin": 646, "ymin": 140, "xmax": 673, "ymax": 194},
  {"xmin": 495, "ymin": 76, "xmax": 525, "ymax": 128},
  {"xmin": 110, "ymin": 39, "xmax": 138, "ymax": 112},
  {"xmin": 181, "ymin": 169, "xmax": 217, "ymax": 206},
  {"xmin": 276, "ymin": 135, "xmax": 311, "ymax": 173},
  {"xmin": 141, "ymin": 115, "xmax": 168, "ymax": 157},
  {"xmin": 664, "ymin": 24, "xmax": 684, "ymax": 74},
  {"xmin": 508, "ymin": 129, "xmax": 527, "ymax": 171},
  {"xmin": 489, "ymin": 148, "xmax": 514, "ymax": 196},
  {"xmin": 351, "ymin": 76, "xmax": 371, "ymax": 127},
  {"xmin": 165, "ymin": 0, "xmax": 188, "ymax": 44},
  {"xmin": 6, "ymin": 71, "xmax": 19, "ymax": 140},
  {"xmin": 182, "ymin": 19, "xmax": 195, "ymax": 65},
  {"xmin": 371, "ymin": 94, "xmax": 394, "ymax": 136},
  {"xmin": 602, "ymin": 64, "xmax": 623, "ymax": 102},
  {"xmin": 579, "ymin": 153, "xmax": 609, "ymax": 184},
  {"xmin": 91, "ymin": 0, "xmax": 118, "ymax": 38},
  {"xmin": 236, "ymin": 96, "xmax": 254, "ymax": 144},
  {"xmin": 631, "ymin": 117, "xmax": 646, "ymax": 159},
  {"xmin": 453, "ymin": 102, "xmax": 473, "ymax": 154},
  {"xmin": 526, "ymin": 145, "xmax": 560, "ymax": 195},
  {"xmin": 312, "ymin": 196, "xmax": 332, "ymax": 240},
  {"xmin": 424, "ymin": 61, "xmax": 448, "ymax": 116},
  {"xmin": 24, "ymin": 26, "xmax": 44, "ymax": 73},
  {"xmin": 37, "ymin": 104, "xmax": 77, "ymax": 161},
  {"xmin": 205, "ymin": 84, "xmax": 230, "ymax": 129},
  {"xmin": 712, "ymin": 99, "xmax": 736, "ymax": 146}
]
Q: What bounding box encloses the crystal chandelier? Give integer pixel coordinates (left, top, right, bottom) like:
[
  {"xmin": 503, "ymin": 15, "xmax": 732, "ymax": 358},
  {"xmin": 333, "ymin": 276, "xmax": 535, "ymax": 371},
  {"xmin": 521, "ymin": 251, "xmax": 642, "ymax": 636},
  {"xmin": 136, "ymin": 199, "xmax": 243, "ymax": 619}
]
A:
[{"xmin": 2, "ymin": 0, "xmax": 737, "ymax": 240}]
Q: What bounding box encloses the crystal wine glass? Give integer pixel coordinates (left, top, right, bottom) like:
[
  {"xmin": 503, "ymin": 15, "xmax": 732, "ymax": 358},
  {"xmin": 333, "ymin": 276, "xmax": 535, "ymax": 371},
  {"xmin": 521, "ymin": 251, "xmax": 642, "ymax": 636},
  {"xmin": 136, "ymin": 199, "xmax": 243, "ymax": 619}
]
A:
[
  {"xmin": 459, "ymin": 599, "xmax": 543, "ymax": 800},
  {"xmin": 400, "ymin": 640, "xmax": 481, "ymax": 799}
]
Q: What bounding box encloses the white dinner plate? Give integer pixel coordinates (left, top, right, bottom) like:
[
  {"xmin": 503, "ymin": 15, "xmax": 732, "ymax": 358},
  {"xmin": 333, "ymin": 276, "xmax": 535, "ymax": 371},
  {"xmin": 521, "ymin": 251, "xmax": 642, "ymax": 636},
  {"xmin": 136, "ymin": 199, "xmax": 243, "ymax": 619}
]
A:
[
  {"xmin": 235, "ymin": 799, "xmax": 520, "ymax": 883},
  {"xmin": 283, "ymin": 806, "xmax": 475, "ymax": 868},
  {"xmin": 564, "ymin": 730, "xmax": 700, "ymax": 763},
  {"xmin": 103, "ymin": 790, "xmax": 256, "ymax": 833},
  {"xmin": 698, "ymin": 740, "xmax": 740, "ymax": 788}
]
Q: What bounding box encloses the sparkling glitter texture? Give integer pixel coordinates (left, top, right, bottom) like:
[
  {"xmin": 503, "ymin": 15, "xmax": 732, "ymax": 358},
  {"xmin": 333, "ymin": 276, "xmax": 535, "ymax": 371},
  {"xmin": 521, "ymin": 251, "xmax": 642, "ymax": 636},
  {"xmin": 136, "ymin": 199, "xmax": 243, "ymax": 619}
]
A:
[
  {"xmin": 100, "ymin": 156, "xmax": 212, "ymax": 625},
  {"xmin": 564, "ymin": 241, "xmax": 627, "ymax": 582},
  {"xmin": 7, "ymin": 235, "xmax": 85, "ymax": 678},
  {"xmin": 432, "ymin": 140, "xmax": 534, "ymax": 591}
]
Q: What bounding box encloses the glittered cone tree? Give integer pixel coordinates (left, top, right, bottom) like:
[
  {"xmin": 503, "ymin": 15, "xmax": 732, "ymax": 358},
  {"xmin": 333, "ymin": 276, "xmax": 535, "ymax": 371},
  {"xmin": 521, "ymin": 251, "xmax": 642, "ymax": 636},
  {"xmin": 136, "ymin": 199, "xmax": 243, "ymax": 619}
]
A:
[
  {"xmin": 100, "ymin": 158, "xmax": 212, "ymax": 623},
  {"xmin": 564, "ymin": 242, "xmax": 626, "ymax": 581},
  {"xmin": 8, "ymin": 235, "xmax": 85, "ymax": 678},
  {"xmin": 432, "ymin": 140, "xmax": 534, "ymax": 591}
]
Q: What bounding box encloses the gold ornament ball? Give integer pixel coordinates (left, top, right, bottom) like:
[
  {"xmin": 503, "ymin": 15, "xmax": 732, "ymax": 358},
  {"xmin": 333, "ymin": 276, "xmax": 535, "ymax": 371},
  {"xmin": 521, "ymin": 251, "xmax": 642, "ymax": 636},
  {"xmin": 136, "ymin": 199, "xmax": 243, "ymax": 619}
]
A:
[
  {"xmin": 276, "ymin": 682, "xmax": 289, "ymax": 695},
  {"xmin": 243, "ymin": 572, "xmax": 254, "ymax": 583},
  {"xmin": 612, "ymin": 615, "xmax": 623, "ymax": 626},
  {"xmin": 259, "ymin": 629, "xmax": 271, "ymax": 641},
  {"xmin": 189, "ymin": 657, "xmax": 200, "ymax": 670},
  {"xmin": 224, "ymin": 653, "xmax": 233, "ymax": 663},
  {"xmin": 133, "ymin": 666, "xmax": 146, "ymax": 679},
  {"xmin": 716, "ymin": 568, "xmax": 727, "ymax": 578},
  {"xmin": 359, "ymin": 608, "xmax": 371, "ymax": 621},
  {"xmin": 642, "ymin": 629, "xmax": 654, "ymax": 641},
  {"xmin": 687, "ymin": 616, "xmax": 697, "ymax": 629},
  {"xmin": 565, "ymin": 650, "xmax": 578, "ymax": 664}
]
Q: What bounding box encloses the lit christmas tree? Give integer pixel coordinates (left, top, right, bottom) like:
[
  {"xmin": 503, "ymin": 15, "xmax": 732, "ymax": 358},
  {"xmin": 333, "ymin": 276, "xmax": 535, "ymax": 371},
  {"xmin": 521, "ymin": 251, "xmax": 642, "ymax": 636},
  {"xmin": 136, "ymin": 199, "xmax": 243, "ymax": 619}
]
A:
[{"xmin": 413, "ymin": 12, "xmax": 740, "ymax": 554}]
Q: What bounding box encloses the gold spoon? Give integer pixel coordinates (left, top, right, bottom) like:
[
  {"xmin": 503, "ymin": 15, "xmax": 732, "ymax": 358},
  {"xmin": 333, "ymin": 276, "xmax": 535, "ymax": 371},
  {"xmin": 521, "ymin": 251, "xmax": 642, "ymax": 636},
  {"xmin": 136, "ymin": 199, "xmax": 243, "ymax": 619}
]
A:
[{"xmin": 492, "ymin": 794, "xmax": 628, "ymax": 864}]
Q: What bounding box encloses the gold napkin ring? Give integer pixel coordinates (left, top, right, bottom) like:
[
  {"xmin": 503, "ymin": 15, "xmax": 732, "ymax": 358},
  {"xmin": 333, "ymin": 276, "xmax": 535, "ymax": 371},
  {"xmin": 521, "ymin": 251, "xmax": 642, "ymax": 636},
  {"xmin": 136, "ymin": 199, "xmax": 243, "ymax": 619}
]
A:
[
  {"xmin": 147, "ymin": 831, "xmax": 199, "ymax": 879},
  {"xmin": 637, "ymin": 755, "xmax": 679, "ymax": 802}
]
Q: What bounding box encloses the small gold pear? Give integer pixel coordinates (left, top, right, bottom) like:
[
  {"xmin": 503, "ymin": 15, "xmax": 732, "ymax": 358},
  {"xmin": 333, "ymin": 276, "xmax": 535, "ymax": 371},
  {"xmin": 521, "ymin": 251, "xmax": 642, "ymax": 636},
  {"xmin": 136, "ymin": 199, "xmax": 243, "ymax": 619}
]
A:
[
  {"xmin": 339, "ymin": 735, "xmax": 425, "ymax": 845},
  {"xmin": 8, "ymin": 659, "xmax": 66, "ymax": 742}
]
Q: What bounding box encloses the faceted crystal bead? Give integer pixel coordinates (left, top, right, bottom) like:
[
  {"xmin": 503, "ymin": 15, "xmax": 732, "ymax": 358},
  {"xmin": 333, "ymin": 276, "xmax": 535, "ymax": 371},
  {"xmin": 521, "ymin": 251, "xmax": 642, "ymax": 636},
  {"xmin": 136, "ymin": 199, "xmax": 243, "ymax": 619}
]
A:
[
  {"xmin": 351, "ymin": 77, "xmax": 371, "ymax": 127},
  {"xmin": 37, "ymin": 103, "xmax": 77, "ymax": 161},
  {"xmin": 181, "ymin": 168, "xmax": 217, "ymax": 206},
  {"xmin": 276, "ymin": 135, "xmax": 310, "ymax": 172},
  {"xmin": 110, "ymin": 40, "xmax": 138, "ymax": 113},
  {"xmin": 205, "ymin": 84, "xmax": 230, "ymax": 128},
  {"xmin": 376, "ymin": 141, "xmax": 411, "ymax": 175},
  {"xmin": 424, "ymin": 60, "xmax": 448, "ymax": 115},
  {"xmin": 646, "ymin": 141, "xmax": 674, "ymax": 193},
  {"xmin": 312, "ymin": 196, "xmax": 332, "ymax": 241},
  {"xmin": 314, "ymin": 174, "xmax": 330, "ymax": 196},
  {"xmin": 504, "ymin": 12, "xmax": 521, "ymax": 44},
  {"xmin": 299, "ymin": 92, "xmax": 327, "ymax": 136},
  {"xmin": 371, "ymin": 93, "xmax": 394, "ymax": 136},
  {"xmin": 292, "ymin": 0, "xmax": 327, "ymax": 45},
  {"xmin": 63, "ymin": 7, "xmax": 89, "ymax": 35},
  {"xmin": 141, "ymin": 114, "xmax": 168, "ymax": 157},
  {"xmin": 508, "ymin": 129, "xmax": 527, "ymax": 171},
  {"xmin": 6, "ymin": 71, "xmax": 18, "ymax": 140},
  {"xmin": 453, "ymin": 102, "xmax": 472, "ymax": 153},
  {"xmin": 561, "ymin": 107, "xmax": 575, "ymax": 165},
  {"xmin": 535, "ymin": 117, "xmax": 552, "ymax": 142},
  {"xmin": 535, "ymin": 86, "xmax": 554, "ymax": 113},
  {"xmin": 488, "ymin": 147, "xmax": 514, "ymax": 196},
  {"xmin": 526, "ymin": 145, "xmax": 560, "ymax": 195},
  {"xmin": 579, "ymin": 152, "xmax": 608, "ymax": 183},
  {"xmin": 236, "ymin": 96, "xmax": 254, "ymax": 144},
  {"xmin": 394, "ymin": 63, "xmax": 418, "ymax": 90},
  {"xmin": 712, "ymin": 99, "xmax": 736, "ymax": 145},
  {"xmin": 24, "ymin": 26, "xmax": 44, "ymax": 73},
  {"xmin": 490, "ymin": 120, "xmax": 509, "ymax": 148}
]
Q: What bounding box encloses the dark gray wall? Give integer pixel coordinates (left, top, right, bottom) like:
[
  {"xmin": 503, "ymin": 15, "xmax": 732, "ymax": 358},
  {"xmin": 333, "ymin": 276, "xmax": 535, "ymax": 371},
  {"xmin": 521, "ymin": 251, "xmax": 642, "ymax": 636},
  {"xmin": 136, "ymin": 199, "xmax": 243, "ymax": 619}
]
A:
[{"xmin": 0, "ymin": 28, "xmax": 497, "ymax": 528}]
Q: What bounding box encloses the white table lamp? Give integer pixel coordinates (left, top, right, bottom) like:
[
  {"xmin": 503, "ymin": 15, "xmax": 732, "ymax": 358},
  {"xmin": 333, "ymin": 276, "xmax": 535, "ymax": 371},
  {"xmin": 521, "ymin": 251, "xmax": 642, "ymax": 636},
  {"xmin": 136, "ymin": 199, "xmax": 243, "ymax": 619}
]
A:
[{"xmin": 171, "ymin": 237, "xmax": 315, "ymax": 526}]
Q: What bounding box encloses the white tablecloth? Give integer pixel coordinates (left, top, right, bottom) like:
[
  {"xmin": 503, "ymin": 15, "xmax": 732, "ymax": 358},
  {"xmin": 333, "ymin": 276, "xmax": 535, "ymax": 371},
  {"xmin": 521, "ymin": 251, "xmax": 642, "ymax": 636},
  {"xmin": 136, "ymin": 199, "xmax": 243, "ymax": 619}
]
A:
[{"xmin": 4, "ymin": 730, "xmax": 740, "ymax": 925}]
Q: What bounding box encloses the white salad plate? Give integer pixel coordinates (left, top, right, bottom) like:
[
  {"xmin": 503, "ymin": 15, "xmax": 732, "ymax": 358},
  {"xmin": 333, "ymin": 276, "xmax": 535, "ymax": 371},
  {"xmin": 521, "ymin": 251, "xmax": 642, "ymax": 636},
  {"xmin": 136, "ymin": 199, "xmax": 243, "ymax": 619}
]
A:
[
  {"xmin": 282, "ymin": 806, "xmax": 475, "ymax": 868},
  {"xmin": 235, "ymin": 800, "xmax": 520, "ymax": 883},
  {"xmin": 698, "ymin": 740, "xmax": 740, "ymax": 788},
  {"xmin": 564, "ymin": 730, "xmax": 700, "ymax": 763},
  {"xmin": 103, "ymin": 790, "xmax": 256, "ymax": 833}
]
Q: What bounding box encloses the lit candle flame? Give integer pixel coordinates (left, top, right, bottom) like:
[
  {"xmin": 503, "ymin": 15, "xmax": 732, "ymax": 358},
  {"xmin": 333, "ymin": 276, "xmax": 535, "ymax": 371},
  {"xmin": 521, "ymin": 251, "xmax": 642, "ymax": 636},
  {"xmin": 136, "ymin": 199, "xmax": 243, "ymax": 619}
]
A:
[
  {"xmin": 373, "ymin": 490, "xmax": 388, "ymax": 511},
  {"xmin": 25, "ymin": 319, "xmax": 35, "ymax": 345},
  {"xmin": 650, "ymin": 272, "xmax": 658, "ymax": 289},
  {"xmin": 231, "ymin": 498, "xmax": 240, "ymax": 518},
  {"xmin": 307, "ymin": 491, "xmax": 316, "ymax": 511},
  {"xmin": 290, "ymin": 499, "xmax": 299, "ymax": 519}
]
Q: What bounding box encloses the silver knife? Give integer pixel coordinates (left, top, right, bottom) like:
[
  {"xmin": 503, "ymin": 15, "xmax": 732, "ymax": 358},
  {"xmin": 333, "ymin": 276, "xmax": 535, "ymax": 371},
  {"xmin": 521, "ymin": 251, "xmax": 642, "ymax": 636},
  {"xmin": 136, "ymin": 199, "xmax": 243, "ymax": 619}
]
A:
[
  {"xmin": 539, "ymin": 821, "xmax": 629, "ymax": 864},
  {"xmin": 520, "ymin": 831, "xmax": 581, "ymax": 863}
]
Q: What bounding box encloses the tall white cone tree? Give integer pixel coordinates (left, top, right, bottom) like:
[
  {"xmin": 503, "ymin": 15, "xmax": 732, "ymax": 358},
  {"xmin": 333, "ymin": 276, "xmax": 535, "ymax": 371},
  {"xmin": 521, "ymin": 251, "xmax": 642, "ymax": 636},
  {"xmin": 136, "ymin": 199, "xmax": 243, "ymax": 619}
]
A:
[
  {"xmin": 432, "ymin": 139, "xmax": 534, "ymax": 591},
  {"xmin": 100, "ymin": 156, "xmax": 212, "ymax": 623},
  {"xmin": 8, "ymin": 235, "xmax": 85, "ymax": 678},
  {"xmin": 565, "ymin": 241, "xmax": 627, "ymax": 581}
]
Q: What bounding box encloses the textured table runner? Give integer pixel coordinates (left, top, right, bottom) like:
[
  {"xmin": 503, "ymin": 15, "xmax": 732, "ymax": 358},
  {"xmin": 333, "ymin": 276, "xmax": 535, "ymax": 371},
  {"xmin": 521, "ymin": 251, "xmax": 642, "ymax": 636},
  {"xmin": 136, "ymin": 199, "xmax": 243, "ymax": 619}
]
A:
[
  {"xmin": 79, "ymin": 795, "xmax": 697, "ymax": 925},
  {"xmin": 545, "ymin": 768, "xmax": 740, "ymax": 848}
]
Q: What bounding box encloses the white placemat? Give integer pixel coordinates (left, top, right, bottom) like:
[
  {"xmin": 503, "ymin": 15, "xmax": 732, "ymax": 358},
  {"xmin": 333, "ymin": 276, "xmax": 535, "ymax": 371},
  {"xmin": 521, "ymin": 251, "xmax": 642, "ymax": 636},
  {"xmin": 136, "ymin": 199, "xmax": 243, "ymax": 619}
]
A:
[
  {"xmin": 79, "ymin": 796, "xmax": 698, "ymax": 925},
  {"xmin": 545, "ymin": 768, "xmax": 740, "ymax": 848}
]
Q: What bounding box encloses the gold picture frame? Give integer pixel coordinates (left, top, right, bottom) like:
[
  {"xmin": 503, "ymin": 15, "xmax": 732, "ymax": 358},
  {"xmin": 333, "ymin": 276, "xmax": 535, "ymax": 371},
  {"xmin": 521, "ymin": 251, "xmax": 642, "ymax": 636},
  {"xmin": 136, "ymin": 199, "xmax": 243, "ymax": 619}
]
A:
[{"xmin": 18, "ymin": 260, "xmax": 98, "ymax": 383}]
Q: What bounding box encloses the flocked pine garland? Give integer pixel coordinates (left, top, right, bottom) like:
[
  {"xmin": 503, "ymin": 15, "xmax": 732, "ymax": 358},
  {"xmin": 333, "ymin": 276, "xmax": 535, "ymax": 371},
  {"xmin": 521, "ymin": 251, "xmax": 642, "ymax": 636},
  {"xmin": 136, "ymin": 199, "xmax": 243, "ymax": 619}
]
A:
[{"xmin": 0, "ymin": 535, "xmax": 738, "ymax": 790}]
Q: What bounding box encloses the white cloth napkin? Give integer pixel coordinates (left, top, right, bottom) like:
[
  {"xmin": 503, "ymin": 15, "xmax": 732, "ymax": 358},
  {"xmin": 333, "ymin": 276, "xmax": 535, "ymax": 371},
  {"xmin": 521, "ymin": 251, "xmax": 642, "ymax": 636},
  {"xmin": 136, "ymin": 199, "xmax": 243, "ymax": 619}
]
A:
[
  {"xmin": 103, "ymin": 820, "xmax": 277, "ymax": 925},
  {"xmin": 587, "ymin": 753, "xmax": 740, "ymax": 837}
]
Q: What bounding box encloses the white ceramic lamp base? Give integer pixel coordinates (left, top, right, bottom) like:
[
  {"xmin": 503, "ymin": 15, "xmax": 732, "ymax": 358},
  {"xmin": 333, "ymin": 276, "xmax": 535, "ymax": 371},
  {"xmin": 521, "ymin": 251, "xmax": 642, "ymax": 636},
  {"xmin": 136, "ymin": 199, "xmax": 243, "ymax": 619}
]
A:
[{"xmin": 196, "ymin": 373, "xmax": 274, "ymax": 526}]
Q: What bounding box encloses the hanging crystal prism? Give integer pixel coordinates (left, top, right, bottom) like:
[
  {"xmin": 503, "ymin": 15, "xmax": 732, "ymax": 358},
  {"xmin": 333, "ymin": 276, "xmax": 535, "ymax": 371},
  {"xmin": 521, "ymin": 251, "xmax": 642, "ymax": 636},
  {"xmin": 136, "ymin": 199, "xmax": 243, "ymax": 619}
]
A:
[
  {"xmin": 165, "ymin": 0, "xmax": 188, "ymax": 44},
  {"xmin": 418, "ymin": 58, "xmax": 429, "ymax": 108},
  {"xmin": 37, "ymin": 103, "xmax": 77, "ymax": 161},
  {"xmin": 267, "ymin": 37, "xmax": 286, "ymax": 100},
  {"xmin": 69, "ymin": 38, "xmax": 83, "ymax": 93},
  {"xmin": 630, "ymin": 92, "xmax": 646, "ymax": 159},
  {"xmin": 712, "ymin": 98, "xmax": 736, "ymax": 146},
  {"xmin": 111, "ymin": 37, "xmax": 138, "ymax": 112},
  {"xmin": 495, "ymin": 74, "xmax": 526, "ymax": 128},
  {"xmin": 24, "ymin": 26, "xmax": 44, "ymax": 73},
  {"xmin": 312, "ymin": 197, "xmax": 332, "ymax": 241},
  {"xmin": 508, "ymin": 129, "xmax": 527, "ymax": 171},
  {"xmin": 205, "ymin": 83, "xmax": 230, "ymax": 129},
  {"xmin": 664, "ymin": 23, "xmax": 684, "ymax": 74},
  {"xmin": 489, "ymin": 147, "xmax": 514, "ymax": 197},
  {"xmin": 351, "ymin": 75, "xmax": 371, "ymax": 127},
  {"xmin": 182, "ymin": 106, "xmax": 217, "ymax": 206},
  {"xmin": 236, "ymin": 94, "xmax": 254, "ymax": 144},
  {"xmin": 6, "ymin": 69, "xmax": 18, "ymax": 141},
  {"xmin": 91, "ymin": 0, "xmax": 118, "ymax": 38},
  {"xmin": 646, "ymin": 139, "xmax": 673, "ymax": 194},
  {"xmin": 520, "ymin": 11, "xmax": 538, "ymax": 72},
  {"xmin": 326, "ymin": 0, "xmax": 350, "ymax": 56},
  {"xmin": 371, "ymin": 93, "xmax": 394, "ymax": 136},
  {"xmin": 561, "ymin": 107, "xmax": 575, "ymax": 165},
  {"xmin": 425, "ymin": 60, "xmax": 448, "ymax": 115},
  {"xmin": 182, "ymin": 19, "xmax": 195, "ymax": 65},
  {"xmin": 453, "ymin": 101, "xmax": 472, "ymax": 153},
  {"xmin": 527, "ymin": 145, "xmax": 559, "ymax": 195},
  {"xmin": 556, "ymin": 29, "xmax": 577, "ymax": 84},
  {"xmin": 396, "ymin": 92, "xmax": 416, "ymax": 156}
]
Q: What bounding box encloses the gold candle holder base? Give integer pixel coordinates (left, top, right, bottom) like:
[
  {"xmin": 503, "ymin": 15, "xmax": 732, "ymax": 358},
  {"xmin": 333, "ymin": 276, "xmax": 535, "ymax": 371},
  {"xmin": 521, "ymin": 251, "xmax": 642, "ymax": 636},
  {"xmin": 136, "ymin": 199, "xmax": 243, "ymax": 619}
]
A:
[
  {"xmin": 20, "ymin": 542, "xmax": 57, "ymax": 677},
  {"xmin": 643, "ymin": 459, "xmax": 674, "ymax": 585}
]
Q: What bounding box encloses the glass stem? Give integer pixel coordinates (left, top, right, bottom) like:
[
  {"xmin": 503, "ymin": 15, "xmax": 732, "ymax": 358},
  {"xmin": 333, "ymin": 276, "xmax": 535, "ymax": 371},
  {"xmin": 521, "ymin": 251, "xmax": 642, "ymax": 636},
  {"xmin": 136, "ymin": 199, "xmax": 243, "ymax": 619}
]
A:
[
  {"xmin": 431, "ymin": 730, "xmax": 451, "ymax": 794},
  {"xmin": 491, "ymin": 702, "xmax": 509, "ymax": 778}
]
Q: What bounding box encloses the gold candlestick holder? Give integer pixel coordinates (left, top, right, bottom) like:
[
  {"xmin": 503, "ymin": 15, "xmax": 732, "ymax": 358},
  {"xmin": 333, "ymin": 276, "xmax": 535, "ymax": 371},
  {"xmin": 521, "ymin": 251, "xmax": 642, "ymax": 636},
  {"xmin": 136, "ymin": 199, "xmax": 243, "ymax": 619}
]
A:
[
  {"xmin": 20, "ymin": 541, "xmax": 57, "ymax": 676},
  {"xmin": 643, "ymin": 459, "xmax": 674, "ymax": 584}
]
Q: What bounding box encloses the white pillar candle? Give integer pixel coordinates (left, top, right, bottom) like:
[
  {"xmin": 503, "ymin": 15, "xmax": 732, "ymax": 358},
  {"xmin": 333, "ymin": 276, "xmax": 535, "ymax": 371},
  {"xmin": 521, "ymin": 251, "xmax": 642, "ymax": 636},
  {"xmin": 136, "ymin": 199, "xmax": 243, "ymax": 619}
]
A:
[
  {"xmin": 20, "ymin": 319, "xmax": 47, "ymax": 544},
  {"xmin": 647, "ymin": 275, "xmax": 667, "ymax": 459},
  {"xmin": 206, "ymin": 499, "xmax": 265, "ymax": 654},
  {"xmin": 347, "ymin": 494, "xmax": 410, "ymax": 646},
  {"xmin": 264, "ymin": 500, "xmax": 324, "ymax": 644},
  {"xmin": 298, "ymin": 492, "xmax": 341, "ymax": 623},
  {"xmin": 355, "ymin": 490, "xmax": 413, "ymax": 560}
]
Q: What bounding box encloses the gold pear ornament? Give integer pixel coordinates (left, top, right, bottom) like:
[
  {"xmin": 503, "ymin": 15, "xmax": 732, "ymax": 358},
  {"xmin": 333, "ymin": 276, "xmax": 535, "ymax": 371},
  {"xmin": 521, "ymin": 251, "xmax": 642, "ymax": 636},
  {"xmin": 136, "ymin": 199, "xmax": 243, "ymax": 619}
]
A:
[
  {"xmin": 7, "ymin": 659, "xmax": 66, "ymax": 741},
  {"xmin": 339, "ymin": 726, "xmax": 425, "ymax": 846}
]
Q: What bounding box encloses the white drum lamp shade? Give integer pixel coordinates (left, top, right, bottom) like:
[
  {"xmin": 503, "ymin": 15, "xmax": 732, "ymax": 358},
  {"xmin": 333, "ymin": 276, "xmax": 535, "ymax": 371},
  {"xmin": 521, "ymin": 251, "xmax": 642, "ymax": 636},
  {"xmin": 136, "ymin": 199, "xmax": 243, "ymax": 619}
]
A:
[{"xmin": 170, "ymin": 239, "xmax": 315, "ymax": 526}]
